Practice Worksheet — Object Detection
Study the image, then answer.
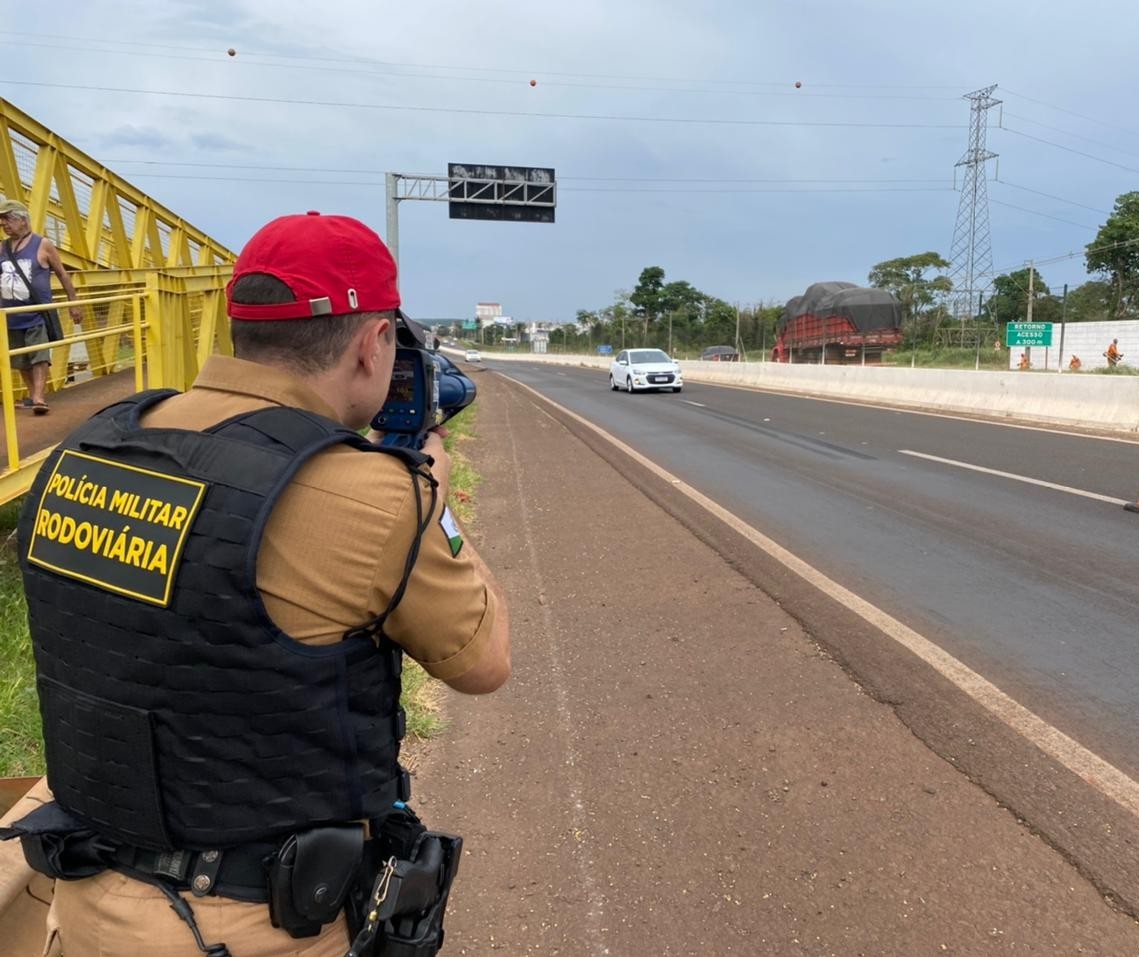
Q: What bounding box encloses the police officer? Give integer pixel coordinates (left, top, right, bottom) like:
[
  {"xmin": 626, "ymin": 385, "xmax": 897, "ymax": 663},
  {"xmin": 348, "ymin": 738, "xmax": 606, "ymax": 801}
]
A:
[{"xmin": 7, "ymin": 212, "xmax": 510, "ymax": 956}]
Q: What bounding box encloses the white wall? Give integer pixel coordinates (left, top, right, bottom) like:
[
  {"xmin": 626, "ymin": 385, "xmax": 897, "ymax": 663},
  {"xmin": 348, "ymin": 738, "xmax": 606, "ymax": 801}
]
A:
[{"xmin": 1006, "ymin": 319, "xmax": 1139, "ymax": 371}]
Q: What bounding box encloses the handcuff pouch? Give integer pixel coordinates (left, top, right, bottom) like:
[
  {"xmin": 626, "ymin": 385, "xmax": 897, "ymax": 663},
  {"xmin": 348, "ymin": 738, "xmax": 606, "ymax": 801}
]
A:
[{"xmin": 267, "ymin": 823, "xmax": 364, "ymax": 939}]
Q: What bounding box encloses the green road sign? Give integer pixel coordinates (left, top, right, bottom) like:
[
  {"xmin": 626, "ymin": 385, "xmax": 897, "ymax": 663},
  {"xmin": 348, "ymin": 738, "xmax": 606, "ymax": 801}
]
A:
[{"xmin": 1006, "ymin": 322, "xmax": 1053, "ymax": 347}]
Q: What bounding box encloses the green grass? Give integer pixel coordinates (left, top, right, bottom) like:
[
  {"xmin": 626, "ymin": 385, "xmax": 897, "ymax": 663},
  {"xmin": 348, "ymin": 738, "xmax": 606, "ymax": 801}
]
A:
[
  {"xmin": 0, "ymin": 405, "xmax": 485, "ymax": 772},
  {"xmin": 0, "ymin": 501, "xmax": 41, "ymax": 777},
  {"xmin": 398, "ymin": 404, "xmax": 483, "ymax": 739},
  {"xmin": 884, "ymin": 346, "xmax": 1009, "ymax": 370},
  {"xmin": 1091, "ymin": 364, "xmax": 1139, "ymax": 375}
]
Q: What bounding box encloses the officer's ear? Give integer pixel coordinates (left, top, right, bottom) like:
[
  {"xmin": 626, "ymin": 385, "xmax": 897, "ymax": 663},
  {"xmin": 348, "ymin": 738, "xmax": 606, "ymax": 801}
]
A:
[{"xmin": 357, "ymin": 314, "xmax": 392, "ymax": 375}]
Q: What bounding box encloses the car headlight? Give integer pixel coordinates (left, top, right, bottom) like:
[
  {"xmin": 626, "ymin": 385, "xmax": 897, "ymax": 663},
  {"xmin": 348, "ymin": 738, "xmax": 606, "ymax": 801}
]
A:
[{"xmin": 631, "ymin": 367, "xmax": 643, "ymax": 374}]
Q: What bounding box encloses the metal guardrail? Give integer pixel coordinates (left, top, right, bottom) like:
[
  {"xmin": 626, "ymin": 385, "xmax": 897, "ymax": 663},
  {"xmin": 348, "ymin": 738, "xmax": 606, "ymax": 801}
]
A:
[
  {"xmin": 0, "ymin": 264, "xmax": 233, "ymax": 504},
  {"xmin": 1, "ymin": 293, "xmax": 147, "ymax": 476}
]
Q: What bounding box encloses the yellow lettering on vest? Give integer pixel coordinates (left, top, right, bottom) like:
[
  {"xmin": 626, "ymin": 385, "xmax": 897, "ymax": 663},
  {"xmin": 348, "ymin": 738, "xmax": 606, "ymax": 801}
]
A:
[
  {"xmin": 90, "ymin": 486, "xmax": 106, "ymax": 510},
  {"xmin": 66, "ymin": 475, "xmax": 87, "ymax": 502},
  {"xmin": 58, "ymin": 516, "xmax": 77, "ymax": 545},
  {"xmin": 90, "ymin": 525, "xmax": 112, "ymax": 554},
  {"xmin": 73, "ymin": 522, "xmax": 92, "ymax": 550},
  {"xmin": 107, "ymin": 527, "xmax": 129, "ymax": 562},
  {"xmin": 169, "ymin": 506, "xmax": 189, "ymax": 531},
  {"xmin": 46, "ymin": 473, "xmax": 63, "ymax": 496},
  {"xmin": 153, "ymin": 502, "xmax": 173, "ymax": 527},
  {"xmin": 110, "ymin": 490, "xmax": 132, "ymax": 515},
  {"xmin": 47, "ymin": 513, "xmax": 62, "ymax": 539},
  {"xmin": 125, "ymin": 536, "xmax": 147, "ymax": 568},
  {"xmin": 146, "ymin": 544, "xmax": 168, "ymax": 575},
  {"xmin": 36, "ymin": 508, "xmax": 50, "ymax": 536}
]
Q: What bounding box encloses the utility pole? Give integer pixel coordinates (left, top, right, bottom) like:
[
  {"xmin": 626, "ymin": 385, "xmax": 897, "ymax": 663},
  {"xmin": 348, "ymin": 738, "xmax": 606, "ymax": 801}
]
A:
[
  {"xmin": 1025, "ymin": 260, "xmax": 1035, "ymax": 322},
  {"xmin": 948, "ymin": 85, "xmax": 1001, "ymax": 322}
]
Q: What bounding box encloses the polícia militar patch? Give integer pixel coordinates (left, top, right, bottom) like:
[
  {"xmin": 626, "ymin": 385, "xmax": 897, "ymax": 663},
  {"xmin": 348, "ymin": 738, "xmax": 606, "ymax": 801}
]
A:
[{"xmin": 27, "ymin": 450, "xmax": 207, "ymax": 606}]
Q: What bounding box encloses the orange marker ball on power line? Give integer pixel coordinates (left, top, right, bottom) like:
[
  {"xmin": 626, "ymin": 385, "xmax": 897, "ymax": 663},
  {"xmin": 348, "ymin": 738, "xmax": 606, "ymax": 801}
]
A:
[
  {"xmin": 227, "ymin": 48, "xmax": 236, "ymax": 57},
  {"xmin": 530, "ymin": 79, "xmax": 537, "ymax": 87},
  {"xmin": 794, "ymin": 81, "xmax": 802, "ymax": 88}
]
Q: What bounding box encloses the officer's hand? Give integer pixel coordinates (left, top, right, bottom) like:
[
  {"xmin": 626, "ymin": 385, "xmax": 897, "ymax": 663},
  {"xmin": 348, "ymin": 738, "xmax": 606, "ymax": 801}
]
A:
[
  {"xmin": 69, "ymin": 306, "xmax": 84, "ymax": 322},
  {"xmin": 421, "ymin": 428, "xmax": 452, "ymax": 505}
]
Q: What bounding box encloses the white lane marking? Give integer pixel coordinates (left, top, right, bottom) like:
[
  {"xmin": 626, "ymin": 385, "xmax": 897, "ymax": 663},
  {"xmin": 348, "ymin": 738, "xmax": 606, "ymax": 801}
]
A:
[
  {"xmin": 899, "ymin": 449, "xmax": 1130, "ymax": 506},
  {"xmin": 681, "ymin": 400, "xmax": 706, "ymax": 407},
  {"xmin": 704, "ymin": 379, "xmax": 1139, "ymax": 445},
  {"xmin": 504, "ymin": 374, "xmax": 1139, "ymax": 821}
]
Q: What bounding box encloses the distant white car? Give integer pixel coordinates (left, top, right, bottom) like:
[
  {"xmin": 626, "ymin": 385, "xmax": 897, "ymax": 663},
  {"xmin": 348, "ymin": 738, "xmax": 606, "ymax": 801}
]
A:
[
  {"xmin": 609, "ymin": 348, "xmax": 683, "ymax": 393},
  {"xmin": 464, "ymin": 349, "xmax": 482, "ymax": 362}
]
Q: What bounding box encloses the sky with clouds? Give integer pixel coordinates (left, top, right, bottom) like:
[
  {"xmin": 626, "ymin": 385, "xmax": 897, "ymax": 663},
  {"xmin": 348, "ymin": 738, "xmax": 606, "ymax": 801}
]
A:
[{"xmin": 3, "ymin": 0, "xmax": 1138, "ymax": 324}]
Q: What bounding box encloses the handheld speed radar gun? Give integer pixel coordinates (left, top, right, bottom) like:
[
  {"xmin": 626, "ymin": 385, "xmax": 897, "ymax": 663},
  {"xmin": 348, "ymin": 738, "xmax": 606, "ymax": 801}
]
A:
[{"xmin": 372, "ymin": 319, "xmax": 477, "ymax": 449}]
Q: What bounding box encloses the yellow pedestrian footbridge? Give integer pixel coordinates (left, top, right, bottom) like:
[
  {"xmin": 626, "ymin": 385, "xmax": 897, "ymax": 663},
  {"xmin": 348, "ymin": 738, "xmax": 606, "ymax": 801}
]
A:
[{"xmin": 0, "ymin": 97, "xmax": 235, "ymax": 506}]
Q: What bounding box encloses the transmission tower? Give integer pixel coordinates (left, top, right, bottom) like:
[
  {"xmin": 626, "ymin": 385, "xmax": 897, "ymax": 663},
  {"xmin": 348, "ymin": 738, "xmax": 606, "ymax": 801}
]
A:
[{"xmin": 948, "ymin": 84, "xmax": 1001, "ymax": 320}]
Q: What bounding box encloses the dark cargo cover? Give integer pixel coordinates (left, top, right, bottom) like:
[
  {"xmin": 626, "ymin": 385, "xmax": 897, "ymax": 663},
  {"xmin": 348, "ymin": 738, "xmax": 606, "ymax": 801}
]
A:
[{"xmin": 779, "ymin": 282, "xmax": 902, "ymax": 335}]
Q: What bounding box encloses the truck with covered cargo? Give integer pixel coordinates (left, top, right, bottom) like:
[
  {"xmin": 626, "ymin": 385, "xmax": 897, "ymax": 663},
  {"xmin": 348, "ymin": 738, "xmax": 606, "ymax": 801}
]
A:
[{"xmin": 773, "ymin": 281, "xmax": 903, "ymax": 364}]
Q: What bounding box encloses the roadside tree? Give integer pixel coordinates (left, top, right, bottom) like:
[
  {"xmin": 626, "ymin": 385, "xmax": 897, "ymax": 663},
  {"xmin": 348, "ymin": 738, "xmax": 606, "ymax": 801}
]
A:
[
  {"xmin": 868, "ymin": 252, "xmax": 952, "ymax": 324},
  {"xmin": 1086, "ymin": 191, "xmax": 1139, "ymax": 318}
]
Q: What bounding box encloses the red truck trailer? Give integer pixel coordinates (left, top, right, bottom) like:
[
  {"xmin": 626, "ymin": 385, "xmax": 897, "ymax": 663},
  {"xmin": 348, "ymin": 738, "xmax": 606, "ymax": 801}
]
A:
[{"xmin": 773, "ymin": 282, "xmax": 903, "ymax": 364}]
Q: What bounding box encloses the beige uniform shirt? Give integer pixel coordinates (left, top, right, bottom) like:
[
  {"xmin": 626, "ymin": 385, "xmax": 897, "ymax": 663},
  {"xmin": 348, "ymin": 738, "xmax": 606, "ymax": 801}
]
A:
[{"xmin": 46, "ymin": 355, "xmax": 497, "ymax": 957}]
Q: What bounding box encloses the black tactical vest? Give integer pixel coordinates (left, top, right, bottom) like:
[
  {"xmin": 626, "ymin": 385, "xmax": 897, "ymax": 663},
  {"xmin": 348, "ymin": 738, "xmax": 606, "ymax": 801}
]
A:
[{"xmin": 18, "ymin": 391, "xmax": 425, "ymax": 851}]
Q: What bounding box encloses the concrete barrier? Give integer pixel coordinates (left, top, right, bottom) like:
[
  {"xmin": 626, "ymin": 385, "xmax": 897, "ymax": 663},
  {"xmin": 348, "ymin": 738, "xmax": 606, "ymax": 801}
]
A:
[{"xmin": 448, "ymin": 350, "xmax": 1139, "ymax": 433}]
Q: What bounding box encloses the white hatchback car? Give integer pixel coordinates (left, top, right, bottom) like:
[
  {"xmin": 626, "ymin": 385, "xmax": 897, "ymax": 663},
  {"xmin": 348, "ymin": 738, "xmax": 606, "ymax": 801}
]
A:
[
  {"xmin": 609, "ymin": 348, "xmax": 683, "ymax": 393},
  {"xmin": 464, "ymin": 349, "xmax": 482, "ymax": 362}
]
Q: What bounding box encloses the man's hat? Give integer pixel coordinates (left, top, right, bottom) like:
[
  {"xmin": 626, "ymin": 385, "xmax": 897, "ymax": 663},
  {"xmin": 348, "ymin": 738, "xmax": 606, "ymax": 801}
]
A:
[
  {"xmin": 0, "ymin": 199, "xmax": 29, "ymax": 218},
  {"xmin": 226, "ymin": 211, "xmax": 426, "ymax": 346}
]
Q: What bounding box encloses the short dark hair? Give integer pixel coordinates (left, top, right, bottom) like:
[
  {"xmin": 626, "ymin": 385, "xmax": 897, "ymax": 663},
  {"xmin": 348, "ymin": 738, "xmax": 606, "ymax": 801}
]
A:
[{"xmin": 229, "ymin": 273, "xmax": 393, "ymax": 374}]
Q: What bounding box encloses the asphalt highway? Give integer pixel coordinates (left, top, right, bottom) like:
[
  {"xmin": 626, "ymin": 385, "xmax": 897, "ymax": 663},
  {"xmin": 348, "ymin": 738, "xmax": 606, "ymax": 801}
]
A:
[{"xmin": 482, "ymin": 359, "xmax": 1139, "ymax": 783}]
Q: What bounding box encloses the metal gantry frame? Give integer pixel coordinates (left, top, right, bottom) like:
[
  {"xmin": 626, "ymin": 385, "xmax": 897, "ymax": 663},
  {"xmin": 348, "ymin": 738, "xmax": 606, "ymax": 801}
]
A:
[{"xmin": 384, "ymin": 172, "xmax": 557, "ymax": 266}]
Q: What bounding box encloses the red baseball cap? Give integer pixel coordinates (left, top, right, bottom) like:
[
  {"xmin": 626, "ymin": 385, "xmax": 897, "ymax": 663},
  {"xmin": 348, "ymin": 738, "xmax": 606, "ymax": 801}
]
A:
[{"xmin": 226, "ymin": 211, "xmax": 426, "ymax": 345}]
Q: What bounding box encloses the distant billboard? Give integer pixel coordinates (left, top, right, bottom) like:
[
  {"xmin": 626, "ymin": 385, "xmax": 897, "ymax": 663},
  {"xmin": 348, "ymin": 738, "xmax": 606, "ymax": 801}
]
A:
[{"xmin": 448, "ymin": 164, "xmax": 556, "ymax": 223}]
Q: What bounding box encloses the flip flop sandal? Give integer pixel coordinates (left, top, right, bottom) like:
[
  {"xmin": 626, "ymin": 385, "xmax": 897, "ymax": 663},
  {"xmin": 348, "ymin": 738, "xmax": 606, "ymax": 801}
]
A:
[
  {"xmin": 32, "ymin": 402, "xmax": 49, "ymax": 416},
  {"xmin": 20, "ymin": 398, "xmax": 33, "ymax": 408}
]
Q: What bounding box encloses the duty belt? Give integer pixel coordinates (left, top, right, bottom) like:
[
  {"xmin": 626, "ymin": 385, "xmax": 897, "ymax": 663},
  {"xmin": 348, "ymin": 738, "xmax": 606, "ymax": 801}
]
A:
[{"xmin": 115, "ymin": 840, "xmax": 279, "ymax": 903}]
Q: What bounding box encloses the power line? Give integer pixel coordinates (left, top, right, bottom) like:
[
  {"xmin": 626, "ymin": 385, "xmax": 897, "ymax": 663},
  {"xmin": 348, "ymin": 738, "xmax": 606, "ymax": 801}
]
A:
[
  {"xmin": 104, "ymin": 158, "xmax": 949, "ymax": 185},
  {"xmin": 0, "ymin": 38, "xmax": 961, "ymax": 102},
  {"xmin": 1, "ymin": 79, "xmax": 967, "ymax": 129},
  {"xmin": 0, "ymin": 30, "xmax": 967, "ymax": 91},
  {"xmin": 993, "ymin": 180, "xmax": 1111, "ymax": 215},
  {"xmin": 994, "ymin": 236, "xmax": 1139, "ymax": 274},
  {"xmin": 999, "ymin": 126, "xmax": 1139, "ymax": 175},
  {"xmin": 1002, "ymin": 88, "xmax": 1139, "ymax": 141},
  {"xmin": 989, "ymin": 198, "xmax": 1095, "ymax": 231},
  {"xmin": 1001, "ymin": 112, "xmax": 1139, "ymax": 162},
  {"xmin": 112, "ymin": 170, "xmax": 954, "ymax": 194}
]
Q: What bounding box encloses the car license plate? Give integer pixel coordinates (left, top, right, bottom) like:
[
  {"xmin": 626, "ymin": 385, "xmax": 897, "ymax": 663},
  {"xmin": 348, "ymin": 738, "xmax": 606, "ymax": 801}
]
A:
[{"xmin": 650, "ymin": 375, "xmax": 668, "ymax": 383}]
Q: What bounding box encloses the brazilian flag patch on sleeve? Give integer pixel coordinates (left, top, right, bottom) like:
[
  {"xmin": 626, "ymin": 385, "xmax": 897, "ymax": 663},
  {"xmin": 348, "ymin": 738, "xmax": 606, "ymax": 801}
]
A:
[{"xmin": 439, "ymin": 505, "xmax": 463, "ymax": 557}]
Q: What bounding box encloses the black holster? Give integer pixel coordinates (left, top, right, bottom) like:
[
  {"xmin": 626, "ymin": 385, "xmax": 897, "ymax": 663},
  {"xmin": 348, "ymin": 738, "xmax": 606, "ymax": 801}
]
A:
[
  {"xmin": 267, "ymin": 824, "xmax": 365, "ymax": 938},
  {"xmin": 345, "ymin": 808, "xmax": 463, "ymax": 957}
]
